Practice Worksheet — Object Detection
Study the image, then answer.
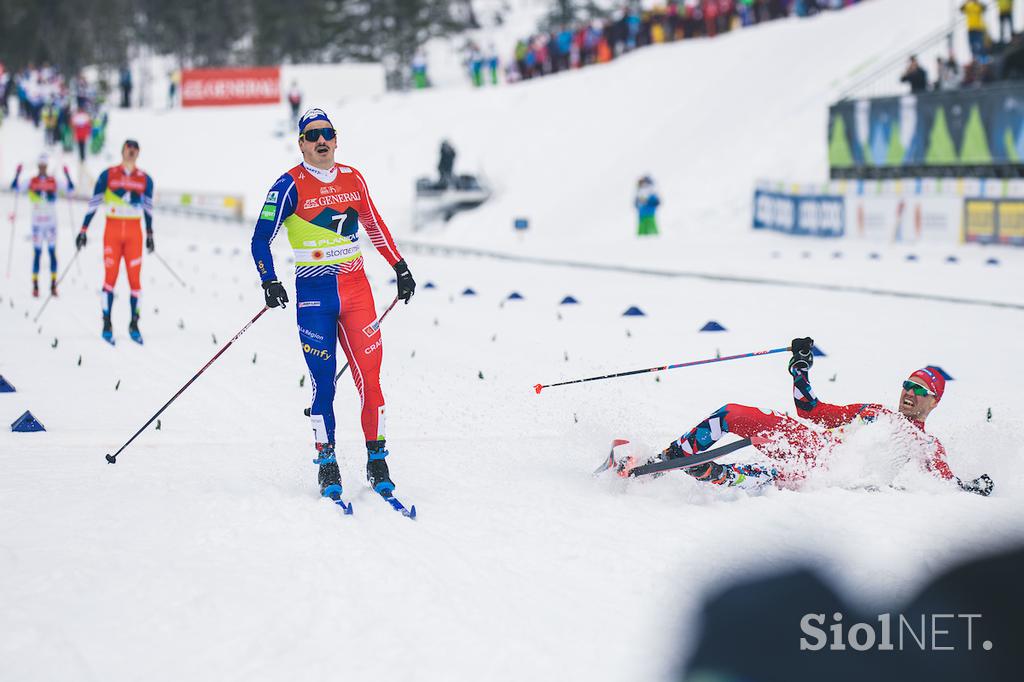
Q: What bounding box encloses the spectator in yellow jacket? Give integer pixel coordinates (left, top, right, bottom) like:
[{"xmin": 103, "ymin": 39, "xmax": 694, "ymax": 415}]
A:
[{"xmin": 962, "ymin": 1, "xmax": 989, "ymax": 60}]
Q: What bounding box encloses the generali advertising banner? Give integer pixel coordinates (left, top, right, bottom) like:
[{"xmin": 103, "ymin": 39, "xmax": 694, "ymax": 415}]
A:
[{"xmin": 181, "ymin": 67, "xmax": 280, "ymax": 107}]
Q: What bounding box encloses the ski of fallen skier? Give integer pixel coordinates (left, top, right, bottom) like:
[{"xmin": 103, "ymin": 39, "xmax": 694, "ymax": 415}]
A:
[{"xmin": 605, "ymin": 337, "xmax": 994, "ymax": 496}]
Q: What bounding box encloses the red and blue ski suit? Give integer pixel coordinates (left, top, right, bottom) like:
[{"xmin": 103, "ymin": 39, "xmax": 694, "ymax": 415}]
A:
[
  {"xmin": 671, "ymin": 365, "xmax": 954, "ymax": 484},
  {"xmin": 80, "ymin": 165, "xmax": 154, "ymax": 317},
  {"xmin": 251, "ymin": 161, "xmax": 403, "ymax": 446},
  {"xmin": 10, "ymin": 167, "xmax": 74, "ymax": 288}
]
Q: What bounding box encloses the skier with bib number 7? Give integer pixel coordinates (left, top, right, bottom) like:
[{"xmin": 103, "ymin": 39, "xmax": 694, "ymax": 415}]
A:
[{"xmin": 251, "ymin": 108, "xmax": 416, "ymax": 508}]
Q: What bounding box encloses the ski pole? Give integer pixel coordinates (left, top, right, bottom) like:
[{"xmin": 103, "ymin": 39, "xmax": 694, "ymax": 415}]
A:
[
  {"xmin": 105, "ymin": 307, "xmax": 269, "ymax": 464},
  {"xmin": 66, "ymin": 195, "xmax": 81, "ymax": 273},
  {"xmin": 5, "ymin": 192, "xmax": 18, "ymax": 278},
  {"xmin": 32, "ymin": 249, "xmax": 81, "ymax": 322},
  {"xmin": 302, "ymin": 296, "xmax": 400, "ymax": 416},
  {"xmin": 153, "ymin": 250, "xmax": 186, "ymax": 287},
  {"xmin": 534, "ymin": 346, "xmax": 792, "ymax": 394}
]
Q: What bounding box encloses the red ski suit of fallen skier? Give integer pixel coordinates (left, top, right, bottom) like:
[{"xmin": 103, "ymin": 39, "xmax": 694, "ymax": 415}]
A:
[{"xmin": 671, "ymin": 368, "xmax": 954, "ymax": 482}]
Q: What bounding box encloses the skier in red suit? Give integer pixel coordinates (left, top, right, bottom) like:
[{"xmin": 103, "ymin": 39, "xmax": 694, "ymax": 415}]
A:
[{"xmin": 618, "ymin": 338, "xmax": 993, "ymax": 496}]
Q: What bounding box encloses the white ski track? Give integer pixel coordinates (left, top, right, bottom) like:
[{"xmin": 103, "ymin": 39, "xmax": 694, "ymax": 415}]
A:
[{"xmin": 1, "ymin": 2, "xmax": 1023, "ymax": 680}]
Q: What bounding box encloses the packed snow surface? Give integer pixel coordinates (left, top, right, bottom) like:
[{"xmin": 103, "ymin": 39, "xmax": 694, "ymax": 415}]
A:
[{"xmin": 2, "ymin": 1, "xmax": 1023, "ymax": 680}]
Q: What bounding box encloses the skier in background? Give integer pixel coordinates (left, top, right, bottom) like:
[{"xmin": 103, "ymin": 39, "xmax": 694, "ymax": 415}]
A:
[
  {"xmin": 41, "ymin": 101, "xmax": 58, "ymax": 146},
  {"xmin": 251, "ymin": 107, "xmax": 417, "ymax": 502},
  {"xmin": 614, "ymin": 338, "xmax": 994, "ymax": 496},
  {"xmin": 71, "ymin": 106, "xmax": 91, "ymax": 163},
  {"xmin": 486, "ymin": 44, "xmax": 500, "ymax": 85},
  {"xmin": 635, "ymin": 175, "xmax": 660, "ymax": 236},
  {"xmin": 438, "ymin": 139, "xmax": 456, "ymax": 189},
  {"xmin": 75, "ymin": 139, "xmax": 154, "ymax": 345},
  {"xmin": 468, "ymin": 43, "xmax": 485, "ymax": 86},
  {"xmin": 411, "ymin": 51, "xmax": 429, "ymax": 89},
  {"xmin": 168, "ymin": 68, "xmax": 181, "ymax": 108},
  {"xmin": 287, "ymin": 81, "xmax": 302, "ymax": 122},
  {"xmin": 118, "ymin": 67, "xmax": 133, "ymax": 108},
  {"xmin": 10, "ymin": 154, "xmax": 74, "ymax": 297}
]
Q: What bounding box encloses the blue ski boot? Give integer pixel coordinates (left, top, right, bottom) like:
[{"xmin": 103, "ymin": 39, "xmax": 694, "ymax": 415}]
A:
[
  {"xmin": 686, "ymin": 460, "xmax": 778, "ymax": 491},
  {"xmin": 102, "ymin": 313, "xmax": 114, "ymax": 345},
  {"xmin": 314, "ymin": 443, "xmax": 343, "ymax": 499},
  {"xmin": 366, "ymin": 441, "xmax": 395, "ymax": 498},
  {"xmin": 128, "ymin": 314, "xmax": 144, "ymax": 345}
]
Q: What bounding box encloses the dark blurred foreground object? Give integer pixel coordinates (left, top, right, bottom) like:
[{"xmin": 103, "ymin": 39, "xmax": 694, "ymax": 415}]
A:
[{"xmin": 681, "ymin": 546, "xmax": 1024, "ymax": 682}]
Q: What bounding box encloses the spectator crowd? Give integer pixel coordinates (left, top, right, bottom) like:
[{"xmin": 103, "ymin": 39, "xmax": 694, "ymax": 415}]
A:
[
  {"xmin": 0, "ymin": 63, "xmax": 108, "ymax": 162},
  {"xmin": 504, "ymin": 0, "xmax": 867, "ymax": 83},
  {"xmin": 900, "ymin": 1, "xmax": 1019, "ymax": 94}
]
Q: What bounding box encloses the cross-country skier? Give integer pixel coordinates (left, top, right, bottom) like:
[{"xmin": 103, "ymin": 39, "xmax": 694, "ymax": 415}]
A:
[
  {"xmin": 10, "ymin": 153, "xmax": 74, "ymax": 297},
  {"xmin": 75, "ymin": 139, "xmax": 154, "ymax": 344},
  {"xmin": 616, "ymin": 338, "xmax": 994, "ymax": 496},
  {"xmin": 251, "ymin": 107, "xmax": 416, "ymax": 502}
]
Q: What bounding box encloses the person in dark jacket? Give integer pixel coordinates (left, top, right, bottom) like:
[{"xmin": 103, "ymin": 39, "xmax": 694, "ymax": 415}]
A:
[
  {"xmin": 438, "ymin": 139, "xmax": 456, "ymax": 189},
  {"xmin": 900, "ymin": 56, "xmax": 928, "ymax": 93}
]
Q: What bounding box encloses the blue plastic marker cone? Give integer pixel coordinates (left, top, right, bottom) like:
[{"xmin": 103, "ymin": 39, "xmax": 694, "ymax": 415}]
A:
[
  {"xmin": 559, "ymin": 295, "xmax": 579, "ymax": 305},
  {"xmin": 424, "ymin": 282, "xmax": 437, "ymax": 289},
  {"xmin": 462, "ymin": 287, "xmax": 477, "ymax": 296},
  {"xmin": 11, "ymin": 410, "xmax": 45, "ymax": 432},
  {"xmin": 811, "ymin": 345, "xmax": 826, "ymax": 357},
  {"xmin": 622, "ymin": 306, "xmax": 646, "ymax": 317},
  {"xmin": 507, "ymin": 292, "xmax": 524, "ymax": 300},
  {"xmin": 0, "ymin": 375, "xmax": 15, "ymax": 392},
  {"xmin": 699, "ymin": 320, "xmax": 726, "ymax": 332}
]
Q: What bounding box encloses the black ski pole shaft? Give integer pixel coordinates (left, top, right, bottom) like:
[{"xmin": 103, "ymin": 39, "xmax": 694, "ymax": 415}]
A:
[
  {"xmin": 5, "ymin": 192, "xmax": 18, "ymax": 278},
  {"xmin": 153, "ymin": 251, "xmax": 186, "ymax": 287},
  {"xmin": 33, "ymin": 249, "xmax": 81, "ymax": 322},
  {"xmin": 534, "ymin": 346, "xmax": 791, "ymax": 394},
  {"xmin": 105, "ymin": 307, "xmax": 268, "ymax": 464},
  {"xmin": 67, "ymin": 196, "xmax": 81, "ymax": 273},
  {"xmin": 303, "ymin": 296, "xmax": 399, "ymax": 416},
  {"xmin": 627, "ymin": 438, "xmax": 753, "ymax": 478}
]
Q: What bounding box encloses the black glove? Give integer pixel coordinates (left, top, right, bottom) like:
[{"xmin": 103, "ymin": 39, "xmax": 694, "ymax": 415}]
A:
[
  {"xmin": 788, "ymin": 337, "xmax": 814, "ymax": 376},
  {"xmin": 145, "ymin": 232, "xmax": 155, "ymax": 253},
  {"xmin": 957, "ymin": 474, "xmax": 994, "ymax": 497},
  {"xmin": 394, "ymin": 259, "xmax": 416, "ymax": 304},
  {"xmin": 262, "ymin": 279, "xmax": 289, "ymax": 309},
  {"xmin": 75, "ymin": 230, "xmax": 87, "ymax": 250}
]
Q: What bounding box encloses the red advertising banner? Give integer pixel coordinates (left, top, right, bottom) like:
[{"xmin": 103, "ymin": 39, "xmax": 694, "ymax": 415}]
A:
[{"xmin": 181, "ymin": 67, "xmax": 280, "ymax": 107}]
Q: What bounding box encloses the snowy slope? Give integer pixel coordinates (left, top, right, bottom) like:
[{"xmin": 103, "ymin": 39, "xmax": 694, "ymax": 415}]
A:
[
  {"xmin": 1, "ymin": 208, "xmax": 1022, "ymax": 681},
  {"xmin": 0, "ymin": 0, "xmax": 958, "ymax": 240},
  {"xmin": 7, "ymin": 0, "xmax": 1022, "ymax": 307},
  {"xmin": 2, "ymin": 1, "xmax": 1024, "ymax": 680}
]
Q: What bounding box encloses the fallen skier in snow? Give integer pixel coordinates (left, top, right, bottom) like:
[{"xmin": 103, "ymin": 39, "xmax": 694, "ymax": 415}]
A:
[{"xmin": 609, "ymin": 338, "xmax": 994, "ymax": 496}]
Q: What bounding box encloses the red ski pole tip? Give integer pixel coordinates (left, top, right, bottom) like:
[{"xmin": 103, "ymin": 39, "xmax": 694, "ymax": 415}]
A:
[{"xmin": 534, "ymin": 384, "xmax": 543, "ymax": 394}]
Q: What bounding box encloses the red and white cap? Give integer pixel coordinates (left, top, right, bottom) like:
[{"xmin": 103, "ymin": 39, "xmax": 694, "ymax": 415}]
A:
[{"xmin": 908, "ymin": 367, "xmax": 945, "ymax": 402}]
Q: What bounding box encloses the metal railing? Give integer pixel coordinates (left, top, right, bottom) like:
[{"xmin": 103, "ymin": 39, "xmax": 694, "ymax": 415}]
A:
[{"xmin": 836, "ymin": 18, "xmax": 963, "ymax": 101}]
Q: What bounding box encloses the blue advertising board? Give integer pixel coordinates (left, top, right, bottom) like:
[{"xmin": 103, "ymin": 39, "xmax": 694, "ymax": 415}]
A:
[{"xmin": 753, "ymin": 190, "xmax": 845, "ymax": 237}]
